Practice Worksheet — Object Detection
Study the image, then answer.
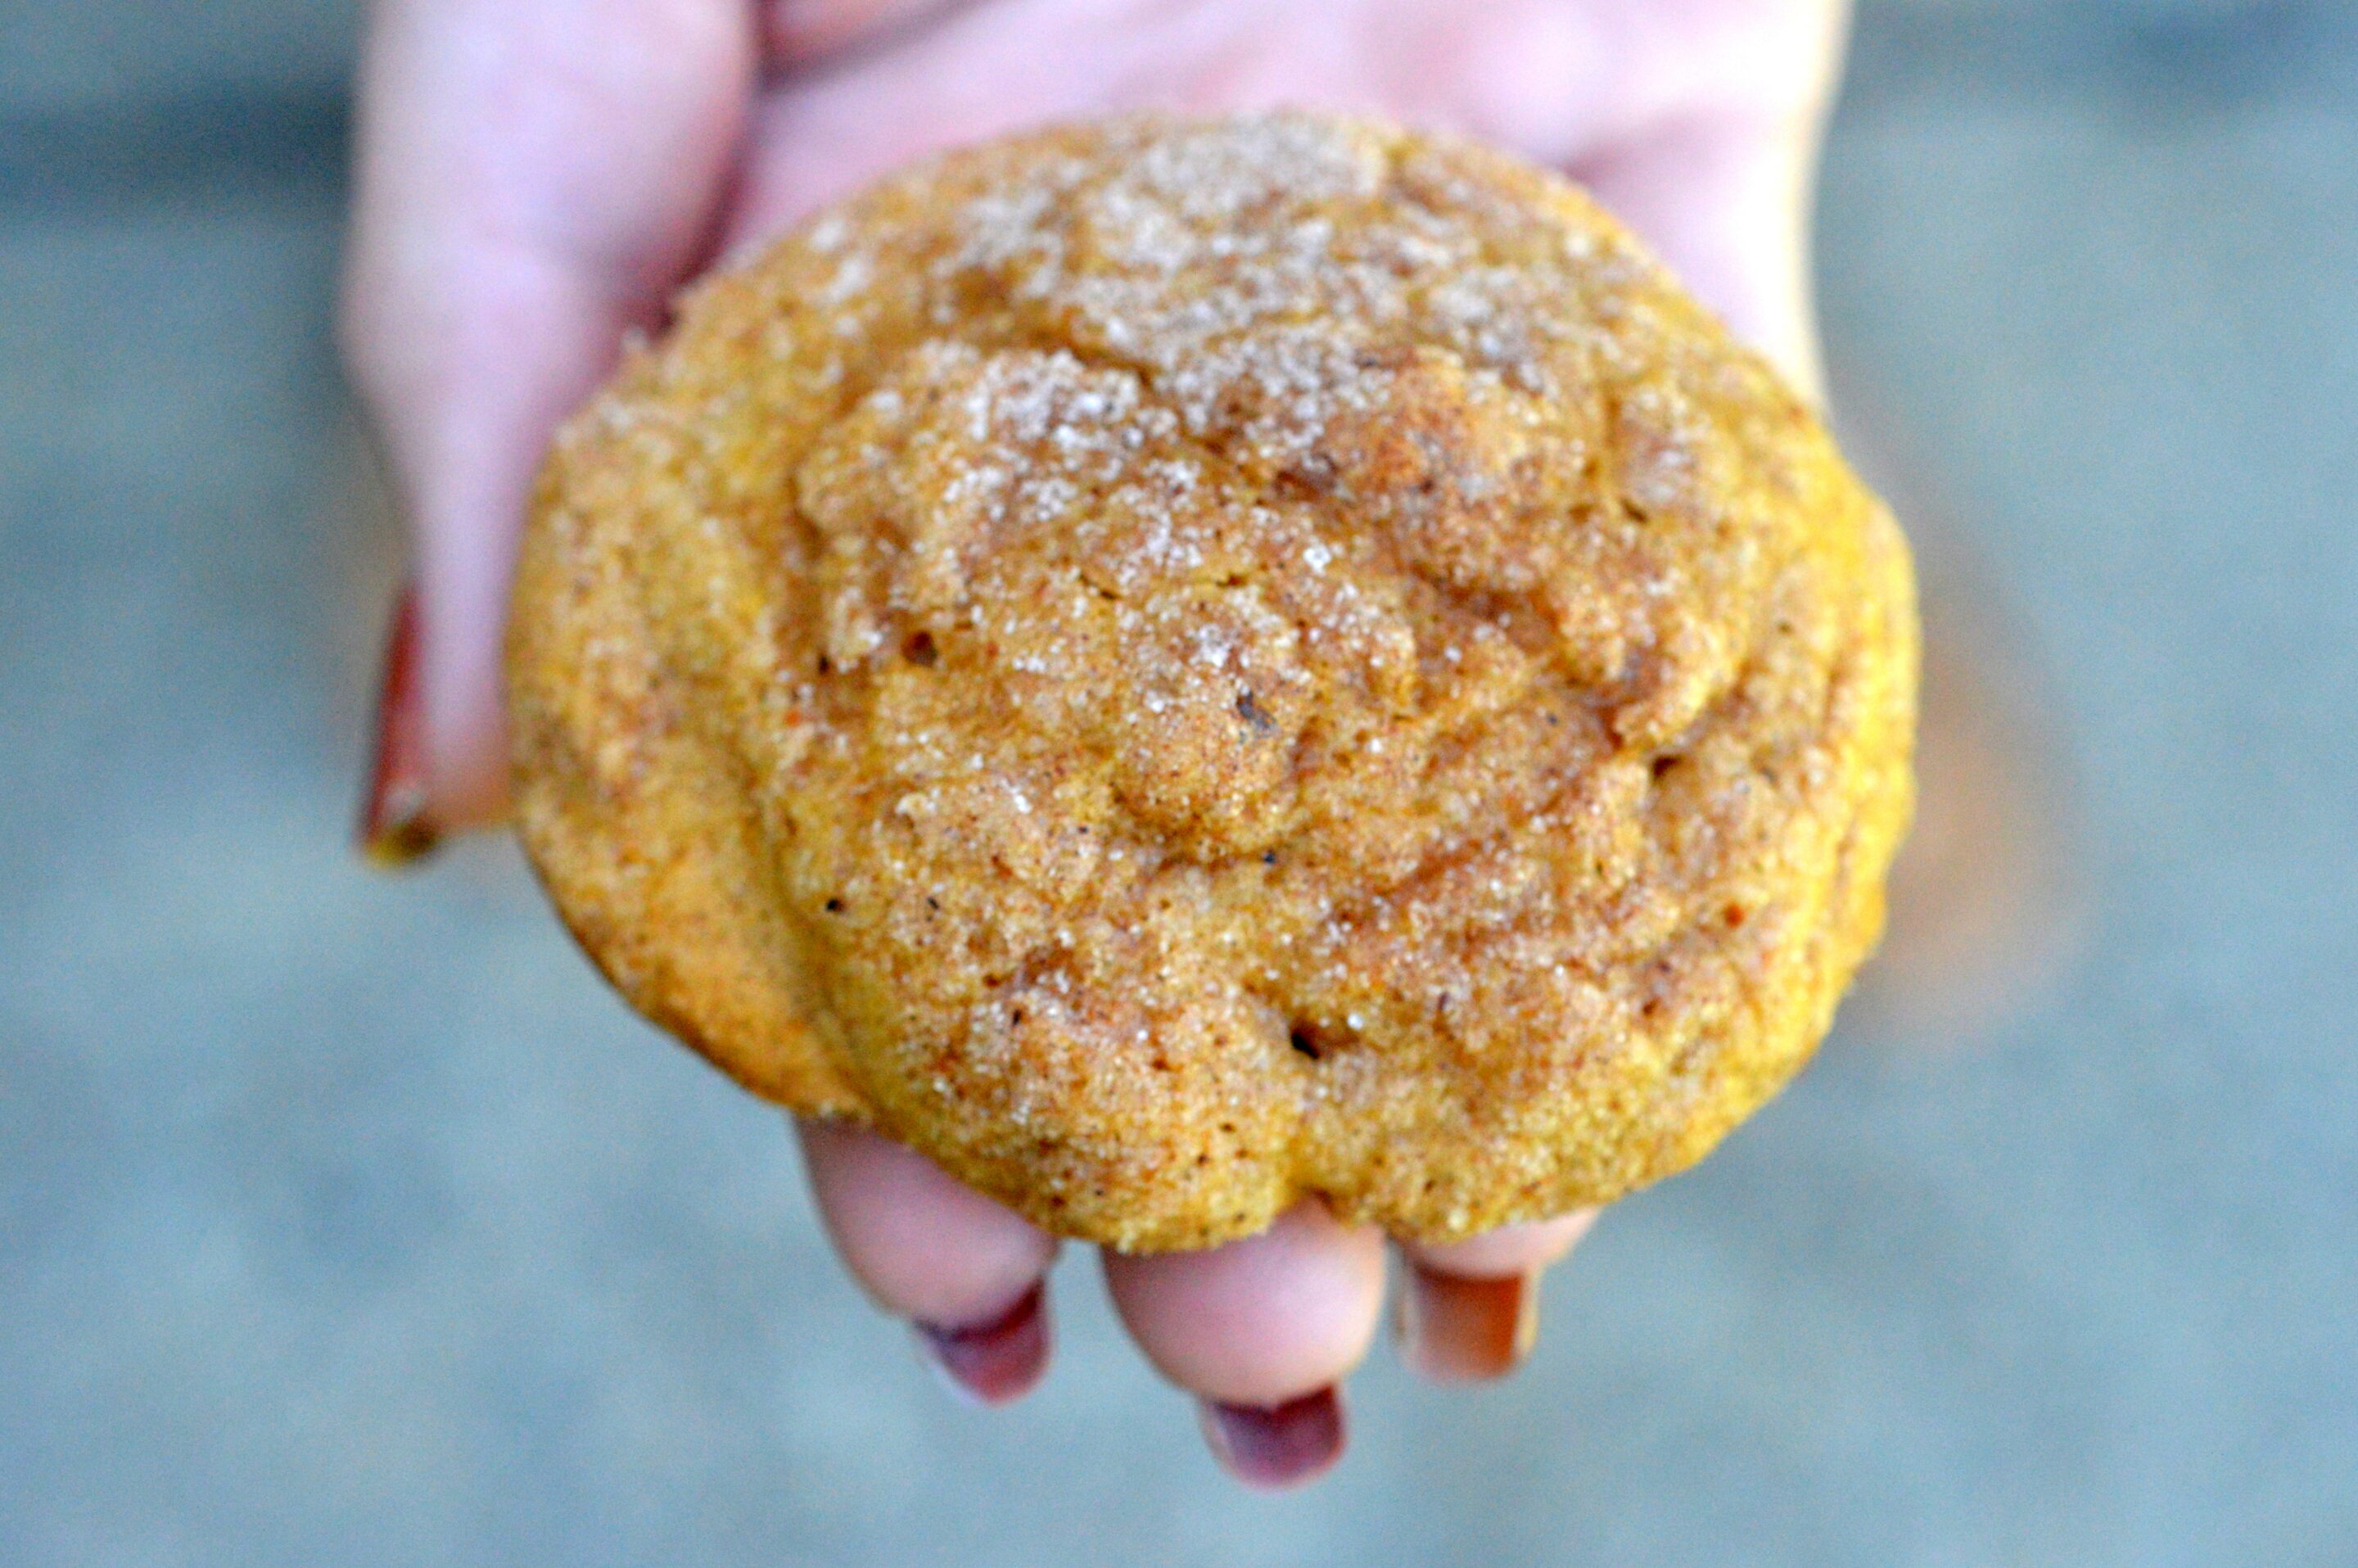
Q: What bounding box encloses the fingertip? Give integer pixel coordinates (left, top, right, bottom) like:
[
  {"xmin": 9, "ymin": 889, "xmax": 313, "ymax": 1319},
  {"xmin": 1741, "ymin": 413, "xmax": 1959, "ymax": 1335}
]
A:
[
  {"xmin": 358, "ymin": 580, "xmax": 437, "ymax": 866},
  {"xmin": 913, "ymin": 1279, "xmax": 1051, "ymax": 1407},
  {"xmin": 1397, "ymin": 1209, "xmax": 1597, "ymax": 1280},
  {"xmin": 413, "ymin": 561, "xmax": 516, "ymax": 834},
  {"xmin": 1393, "ymin": 1210, "xmax": 1597, "ymax": 1385},
  {"xmin": 353, "ymin": 567, "xmax": 511, "ymax": 850},
  {"xmin": 796, "ymin": 1118, "xmax": 1059, "ymax": 1330},
  {"xmin": 1395, "ymin": 1267, "xmax": 1538, "ymax": 1384},
  {"xmin": 1102, "ymin": 1198, "xmax": 1385, "ymax": 1408},
  {"xmin": 1198, "ymin": 1385, "xmax": 1347, "ymax": 1490}
]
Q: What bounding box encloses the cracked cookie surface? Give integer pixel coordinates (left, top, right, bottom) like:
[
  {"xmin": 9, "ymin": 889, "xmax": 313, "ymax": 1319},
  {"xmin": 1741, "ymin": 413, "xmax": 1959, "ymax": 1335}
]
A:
[{"xmin": 508, "ymin": 112, "xmax": 1917, "ymax": 1251}]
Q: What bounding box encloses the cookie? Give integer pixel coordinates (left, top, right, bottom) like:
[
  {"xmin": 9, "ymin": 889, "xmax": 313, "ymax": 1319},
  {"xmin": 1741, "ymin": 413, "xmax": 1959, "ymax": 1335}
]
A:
[{"xmin": 508, "ymin": 112, "xmax": 1916, "ymax": 1252}]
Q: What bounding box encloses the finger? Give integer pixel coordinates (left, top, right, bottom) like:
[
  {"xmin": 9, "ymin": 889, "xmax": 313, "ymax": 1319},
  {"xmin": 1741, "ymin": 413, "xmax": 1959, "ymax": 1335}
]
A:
[
  {"xmin": 1394, "ymin": 1209, "xmax": 1598, "ymax": 1384},
  {"xmin": 1101, "ymin": 1199, "xmax": 1383, "ymax": 1488},
  {"xmin": 1398, "ymin": 1209, "xmax": 1598, "ymax": 1280},
  {"xmin": 342, "ymin": 0, "xmax": 757, "ymax": 847},
  {"xmin": 796, "ymin": 1119, "xmax": 1060, "ymax": 1404}
]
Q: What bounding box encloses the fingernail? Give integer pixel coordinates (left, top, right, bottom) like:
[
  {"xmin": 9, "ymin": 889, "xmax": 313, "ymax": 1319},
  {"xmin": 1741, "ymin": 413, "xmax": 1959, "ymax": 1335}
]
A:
[
  {"xmin": 914, "ymin": 1281, "xmax": 1050, "ymax": 1407},
  {"xmin": 358, "ymin": 581, "xmax": 438, "ymax": 867},
  {"xmin": 1397, "ymin": 1267, "xmax": 1539, "ymax": 1384},
  {"xmin": 1196, "ymin": 1386, "xmax": 1346, "ymax": 1490}
]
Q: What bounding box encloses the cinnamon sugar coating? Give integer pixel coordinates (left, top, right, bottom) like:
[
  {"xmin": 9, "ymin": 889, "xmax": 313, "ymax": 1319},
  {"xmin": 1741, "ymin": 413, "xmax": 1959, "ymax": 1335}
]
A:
[{"xmin": 508, "ymin": 114, "xmax": 1916, "ymax": 1251}]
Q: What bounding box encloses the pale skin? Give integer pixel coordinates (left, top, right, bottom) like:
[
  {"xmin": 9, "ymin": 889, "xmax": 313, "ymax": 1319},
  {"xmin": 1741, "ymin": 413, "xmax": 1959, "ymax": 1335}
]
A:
[{"xmin": 342, "ymin": 0, "xmax": 1850, "ymax": 1485}]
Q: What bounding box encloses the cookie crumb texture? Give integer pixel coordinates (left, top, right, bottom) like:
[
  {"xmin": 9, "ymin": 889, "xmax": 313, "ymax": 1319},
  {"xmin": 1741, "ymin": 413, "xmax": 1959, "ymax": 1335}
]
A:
[{"xmin": 509, "ymin": 114, "xmax": 1916, "ymax": 1251}]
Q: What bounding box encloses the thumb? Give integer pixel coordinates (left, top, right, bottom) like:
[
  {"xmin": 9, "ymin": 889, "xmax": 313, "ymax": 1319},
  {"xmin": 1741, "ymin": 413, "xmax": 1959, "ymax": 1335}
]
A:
[
  {"xmin": 1558, "ymin": 0, "xmax": 1851, "ymax": 400},
  {"xmin": 1569, "ymin": 104, "xmax": 1832, "ymax": 402},
  {"xmin": 341, "ymin": 0, "xmax": 754, "ymax": 853}
]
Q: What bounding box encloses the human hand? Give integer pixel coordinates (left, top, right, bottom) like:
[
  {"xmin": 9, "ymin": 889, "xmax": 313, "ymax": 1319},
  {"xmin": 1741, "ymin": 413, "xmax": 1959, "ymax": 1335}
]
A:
[{"xmin": 343, "ymin": 0, "xmax": 1850, "ymax": 1487}]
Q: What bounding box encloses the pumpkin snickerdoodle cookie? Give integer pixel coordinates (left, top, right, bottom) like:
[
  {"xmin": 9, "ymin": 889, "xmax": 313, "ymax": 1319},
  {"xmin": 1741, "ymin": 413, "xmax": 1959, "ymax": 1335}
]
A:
[{"xmin": 507, "ymin": 112, "xmax": 1916, "ymax": 1253}]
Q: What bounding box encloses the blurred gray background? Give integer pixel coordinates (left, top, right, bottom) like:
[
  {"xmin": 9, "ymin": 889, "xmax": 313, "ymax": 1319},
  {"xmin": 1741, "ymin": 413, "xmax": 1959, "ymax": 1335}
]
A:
[{"xmin": 4, "ymin": 1, "xmax": 2355, "ymax": 1562}]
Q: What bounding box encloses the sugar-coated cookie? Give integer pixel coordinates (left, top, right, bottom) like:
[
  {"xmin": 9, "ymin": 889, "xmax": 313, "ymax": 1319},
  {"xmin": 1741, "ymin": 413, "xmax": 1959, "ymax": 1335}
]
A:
[{"xmin": 508, "ymin": 113, "xmax": 1917, "ymax": 1251}]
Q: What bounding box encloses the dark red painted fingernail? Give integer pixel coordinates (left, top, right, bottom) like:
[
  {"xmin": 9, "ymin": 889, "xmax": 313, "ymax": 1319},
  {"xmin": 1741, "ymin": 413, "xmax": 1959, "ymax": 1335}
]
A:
[
  {"xmin": 1397, "ymin": 1267, "xmax": 1538, "ymax": 1384},
  {"xmin": 358, "ymin": 581, "xmax": 439, "ymax": 867},
  {"xmin": 1197, "ymin": 1386, "xmax": 1346, "ymax": 1490},
  {"xmin": 914, "ymin": 1281, "xmax": 1050, "ymax": 1407}
]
